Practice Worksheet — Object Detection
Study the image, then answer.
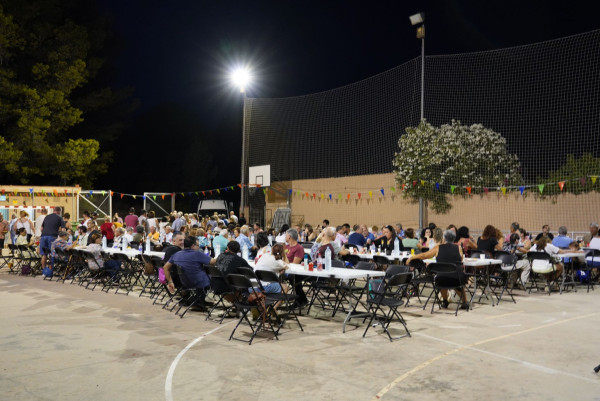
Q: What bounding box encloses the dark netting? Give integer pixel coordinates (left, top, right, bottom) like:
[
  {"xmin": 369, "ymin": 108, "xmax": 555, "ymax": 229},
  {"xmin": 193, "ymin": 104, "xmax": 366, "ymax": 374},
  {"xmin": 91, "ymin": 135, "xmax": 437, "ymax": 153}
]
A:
[{"xmin": 245, "ymin": 30, "xmax": 600, "ymax": 184}]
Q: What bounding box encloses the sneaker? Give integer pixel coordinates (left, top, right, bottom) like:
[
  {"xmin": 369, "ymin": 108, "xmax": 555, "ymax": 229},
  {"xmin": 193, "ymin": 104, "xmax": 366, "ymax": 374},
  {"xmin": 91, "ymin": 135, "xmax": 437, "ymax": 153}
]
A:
[
  {"xmin": 460, "ymin": 303, "xmax": 469, "ymax": 310},
  {"xmin": 441, "ymin": 299, "xmax": 449, "ymax": 309}
]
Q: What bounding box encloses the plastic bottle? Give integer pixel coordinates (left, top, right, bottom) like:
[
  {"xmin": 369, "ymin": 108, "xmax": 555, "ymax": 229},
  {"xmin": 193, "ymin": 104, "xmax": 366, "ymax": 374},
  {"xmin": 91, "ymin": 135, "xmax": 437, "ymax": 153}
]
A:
[
  {"xmin": 324, "ymin": 247, "xmax": 332, "ymax": 270},
  {"xmin": 377, "ymin": 246, "xmax": 381, "ymax": 255},
  {"xmin": 304, "ymin": 254, "xmax": 308, "ymax": 269},
  {"xmin": 146, "ymin": 238, "xmax": 151, "ymax": 253},
  {"xmin": 394, "ymin": 238, "xmax": 400, "ymax": 256},
  {"xmin": 250, "ymin": 234, "xmax": 255, "ymax": 246},
  {"xmin": 242, "ymin": 244, "xmax": 249, "ymax": 261},
  {"xmin": 122, "ymin": 237, "xmax": 128, "ymax": 251},
  {"xmin": 102, "ymin": 236, "xmax": 107, "ymax": 250},
  {"xmin": 370, "ymin": 244, "xmax": 376, "ymax": 254}
]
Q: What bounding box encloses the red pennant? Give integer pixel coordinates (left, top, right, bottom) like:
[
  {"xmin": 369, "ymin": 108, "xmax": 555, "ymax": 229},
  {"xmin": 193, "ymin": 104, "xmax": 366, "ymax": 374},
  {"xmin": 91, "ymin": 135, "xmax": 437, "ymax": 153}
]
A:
[
  {"xmin": 120, "ymin": 194, "xmax": 124, "ymax": 199},
  {"xmin": 358, "ymin": 193, "xmax": 361, "ymax": 199},
  {"xmin": 171, "ymin": 193, "xmax": 175, "ymax": 197},
  {"xmin": 484, "ymin": 188, "xmax": 489, "ymax": 194},
  {"xmin": 305, "ymin": 192, "xmax": 309, "ymax": 197},
  {"xmin": 312, "ymin": 193, "xmax": 316, "ymax": 199},
  {"xmin": 209, "ymin": 190, "xmax": 213, "ymax": 195},
  {"xmin": 466, "ymin": 186, "xmax": 472, "ymax": 194},
  {"xmin": 64, "ymin": 189, "xmax": 68, "ymax": 194},
  {"xmin": 401, "ymin": 183, "xmax": 406, "ymax": 190},
  {"xmin": 256, "ymin": 184, "xmax": 261, "ymax": 188},
  {"xmin": 202, "ymin": 191, "xmax": 206, "ymax": 196},
  {"xmin": 558, "ymin": 181, "xmax": 565, "ymax": 191},
  {"xmin": 412, "ymin": 181, "xmax": 417, "ymax": 187},
  {"xmin": 237, "ymin": 184, "xmax": 242, "ymax": 188},
  {"xmin": 1, "ymin": 189, "xmax": 4, "ymax": 194},
  {"xmin": 110, "ymin": 191, "xmax": 114, "ymax": 196}
]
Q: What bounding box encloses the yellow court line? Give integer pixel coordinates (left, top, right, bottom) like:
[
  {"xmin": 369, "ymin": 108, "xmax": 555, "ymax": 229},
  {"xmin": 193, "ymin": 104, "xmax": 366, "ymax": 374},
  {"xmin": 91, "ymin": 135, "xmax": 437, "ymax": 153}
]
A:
[
  {"xmin": 484, "ymin": 310, "xmax": 523, "ymax": 319},
  {"xmin": 371, "ymin": 312, "xmax": 598, "ymax": 401}
]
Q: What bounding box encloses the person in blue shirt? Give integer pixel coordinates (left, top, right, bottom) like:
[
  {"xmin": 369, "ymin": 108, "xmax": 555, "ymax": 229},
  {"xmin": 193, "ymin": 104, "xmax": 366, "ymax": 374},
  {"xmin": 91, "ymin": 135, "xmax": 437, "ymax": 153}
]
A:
[
  {"xmin": 552, "ymin": 226, "xmax": 573, "ymax": 263},
  {"xmin": 163, "ymin": 236, "xmax": 216, "ymax": 293},
  {"xmin": 348, "ymin": 224, "xmax": 367, "ymax": 248},
  {"xmin": 236, "ymin": 225, "xmax": 256, "ymax": 254}
]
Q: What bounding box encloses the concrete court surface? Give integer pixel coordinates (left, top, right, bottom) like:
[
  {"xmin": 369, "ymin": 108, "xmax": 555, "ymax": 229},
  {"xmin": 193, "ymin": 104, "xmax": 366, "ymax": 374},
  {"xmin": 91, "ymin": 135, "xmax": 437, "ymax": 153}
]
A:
[{"xmin": 1, "ymin": 271, "xmax": 599, "ymax": 401}]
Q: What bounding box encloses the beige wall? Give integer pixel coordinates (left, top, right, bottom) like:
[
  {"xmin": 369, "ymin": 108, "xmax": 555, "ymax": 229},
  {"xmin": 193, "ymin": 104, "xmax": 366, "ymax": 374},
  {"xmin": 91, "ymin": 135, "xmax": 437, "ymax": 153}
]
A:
[{"xmin": 265, "ymin": 174, "xmax": 600, "ymax": 234}]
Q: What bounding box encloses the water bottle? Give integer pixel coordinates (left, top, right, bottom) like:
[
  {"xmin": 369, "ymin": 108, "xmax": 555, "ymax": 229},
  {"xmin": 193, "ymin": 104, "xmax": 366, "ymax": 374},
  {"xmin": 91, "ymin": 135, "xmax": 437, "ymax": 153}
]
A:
[
  {"xmin": 204, "ymin": 247, "xmax": 210, "ymax": 257},
  {"xmin": 324, "ymin": 247, "xmax": 332, "ymax": 270},
  {"xmin": 242, "ymin": 244, "xmax": 249, "ymax": 261},
  {"xmin": 138, "ymin": 243, "xmax": 143, "ymax": 253},
  {"xmin": 215, "ymin": 243, "xmax": 221, "ymax": 257},
  {"xmin": 394, "ymin": 238, "xmax": 400, "ymax": 256},
  {"xmin": 370, "ymin": 244, "xmax": 376, "ymax": 254},
  {"xmin": 146, "ymin": 238, "xmax": 151, "ymax": 253},
  {"xmin": 102, "ymin": 236, "xmax": 107, "ymax": 249},
  {"xmin": 122, "ymin": 237, "xmax": 128, "ymax": 251},
  {"xmin": 304, "ymin": 254, "xmax": 308, "ymax": 268},
  {"xmin": 377, "ymin": 246, "xmax": 381, "ymax": 254}
]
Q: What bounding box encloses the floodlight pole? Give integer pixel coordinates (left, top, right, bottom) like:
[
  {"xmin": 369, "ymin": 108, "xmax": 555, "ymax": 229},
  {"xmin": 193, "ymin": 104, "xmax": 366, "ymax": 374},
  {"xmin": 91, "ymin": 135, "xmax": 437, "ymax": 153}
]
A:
[
  {"xmin": 418, "ymin": 25, "xmax": 425, "ymax": 231},
  {"xmin": 240, "ymin": 89, "xmax": 247, "ymax": 217}
]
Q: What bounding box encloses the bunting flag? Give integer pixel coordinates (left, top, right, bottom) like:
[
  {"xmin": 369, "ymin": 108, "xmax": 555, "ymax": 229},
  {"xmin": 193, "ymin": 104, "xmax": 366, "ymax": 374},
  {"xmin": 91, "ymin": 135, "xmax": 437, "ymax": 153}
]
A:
[
  {"xmin": 435, "ymin": 182, "xmax": 440, "ymax": 190},
  {"xmin": 195, "ymin": 192, "xmax": 199, "ymax": 196},
  {"xmin": 321, "ymin": 193, "xmax": 324, "ymax": 200},
  {"xmin": 420, "ymin": 180, "xmax": 425, "ymax": 186},
  {"xmin": 296, "ymin": 191, "xmax": 301, "ymax": 196},
  {"xmin": 230, "ymin": 186, "xmax": 234, "ymax": 190},
  {"xmin": 202, "ymin": 191, "xmax": 205, "ymax": 196},
  {"xmin": 161, "ymin": 195, "xmax": 165, "ymax": 200},
  {"xmin": 484, "ymin": 187, "xmax": 489, "ymax": 194},
  {"xmin": 390, "ymin": 186, "xmax": 396, "ymax": 192},
  {"xmin": 216, "ymin": 189, "xmax": 221, "ymax": 194},
  {"xmin": 346, "ymin": 193, "xmax": 350, "ymax": 199},
  {"xmin": 305, "ymin": 192, "xmax": 309, "ymax": 198},
  {"xmin": 180, "ymin": 192, "xmax": 185, "ymax": 197},
  {"xmin": 288, "ymin": 189, "xmax": 292, "ymax": 195},
  {"xmin": 238, "ymin": 184, "xmax": 242, "ymax": 188},
  {"xmin": 592, "ymin": 177, "xmax": 597, "ymax": 185},
  {"xmin": 358, "ymin": 193, "xmax": 361, "ymax": 199},
  {"xmin": 538, "ymin": 184, "xmax": 544, "ymax": 194},
  {"xmin": 368, "ymin": 191, "xmax": 372, "ymax": 198},
  {"xmin": 312, "ymin": 193, "xmax": 316, "ymax": 199},
  {"xmin": 337, "ymin": 193, "xmax": 342, "ymax": 200},
  {"xmin": 501, "ymin": 187, "xmax": 507, "ymax": 195},
  {"xmin": 412, "ymin": 181, "xmax": 417, "ymax": 187},
  {"xmin": 580, "ymin": 177, "xmax": 586, "ymax": 186},
  {"xmin": 558, "ymin": 181, "xmax": 565, "ymax": 191},
  {"xmin": 209, "ymin": 190, "xmax": 212, "ymax": 195},
  {"xmin": 380, "ymin": 188, "xmax": 384, "ymax": 196},
  {"xmin": 519, "ymin": 186, "xmax": 525, "ymax": 195},
  {"xmin": 132, "ymin": 195, "xmax": 137, "ymax": 199},
  {"xmin": 153, "ymin": 195, "xmax": 156, "ymax": 200},
  {"xmin": 263, "ymin": 188, "xmax": 267, "ymax": 194},
  {"xmin": 142, "ymin": 196, "xmax": 146, "ymax": 200},
  {"xmin": 466, "ymin": 186, "xmax": 472, "ymax": 194},
  {"xmin": 329, "ymin": 194, "xmax": 332, "ymax": 200},
  {"xmin": 401, "ymin": 183, "xmax": 406, "ymax": 190},
  {"xmin": 110, "ymin": 191, "xmax": 114, "ymax": 196},
  {"xmin": 101, "ymin": 191, "xmax": 106, "ymax": 196},
  {"xmin": 450, "ymin": 185, "xmax": 456, "ymax": 194},
  {"xmin": 120, "ymin": 194, "xmax": 124, "ymax": 199}
]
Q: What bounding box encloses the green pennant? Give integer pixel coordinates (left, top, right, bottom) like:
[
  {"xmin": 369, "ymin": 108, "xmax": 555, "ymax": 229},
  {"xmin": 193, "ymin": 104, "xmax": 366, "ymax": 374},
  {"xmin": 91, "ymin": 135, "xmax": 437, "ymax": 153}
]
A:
[
  {"xmin": 390, "ymin": 186, "xmax": 396, "ymax": 192},
  {"xmin": 153, "ymin": 195, "xmax": 156, "ymax": 200},
  {"xmin": 538, "ymin": 184, "xmax": 544, "ymax": 194},
  {"xmin": 450, "ymin": 185, "xmax": 456, "ymax": 194},
  {"xmin": 338, "ymin": 193, "xmax": 342, "ymax": 200}
]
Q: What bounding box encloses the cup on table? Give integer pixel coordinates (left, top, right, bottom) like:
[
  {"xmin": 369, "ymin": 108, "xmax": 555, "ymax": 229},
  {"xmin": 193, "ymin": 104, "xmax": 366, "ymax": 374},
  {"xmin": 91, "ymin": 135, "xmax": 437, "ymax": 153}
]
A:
[{"xmin": 479, "ymin": 254, "xmax": 485, "ymax": 260}]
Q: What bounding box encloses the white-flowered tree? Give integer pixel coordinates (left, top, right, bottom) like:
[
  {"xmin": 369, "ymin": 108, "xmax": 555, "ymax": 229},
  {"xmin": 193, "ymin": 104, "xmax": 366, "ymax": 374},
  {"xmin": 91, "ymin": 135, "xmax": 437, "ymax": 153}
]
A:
[{"xmin": 393, "ymin": 120, "xmax": 523, "ymax": 213}]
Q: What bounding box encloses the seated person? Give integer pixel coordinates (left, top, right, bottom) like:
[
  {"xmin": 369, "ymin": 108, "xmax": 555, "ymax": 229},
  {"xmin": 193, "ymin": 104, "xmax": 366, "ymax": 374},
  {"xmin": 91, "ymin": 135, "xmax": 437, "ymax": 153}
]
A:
[
  {"xmin": 163, "ymin": 236, "xmax": 216, "ymax": 294},
  {"xmin": 15, "ymin": 228, "xmax": 36, "ymax": 257},
  {"xmin": 86, "ymin": 233, "xmax": 121, "ymax": 277},
  {"xmin": 254, "ymin": 243, "xmax": 289, "ymax": 294},
  {"xmin": 124, "ymin": 226, "xmax": 134, "ymax": 243},
  {"xmin": 75, "ymin": 226, "xmax": 89, "ymax": 248},
  {"xmin": 50, "ymin": 231, "xmax": 73, "ymax": 268},
  {"xmin": 347, "ymin": 224, "xmax": 368, "ymax": 249},
  {"xmin": 372, "ymin": 225, "xmax": 403, "ymax": 254},
  {"xmin": 529, "ymin": 236, "xmax": 577, "ymax": 285},
  {"xmin": 147, "ymin": 226, "xmax": 160, "ymax": 244},
  {"xmin": 215, "ymin": 240, "xmax": 250, "ymax": 276},
  {"xmin": 476, "ymin": 225, "xmax": 502, "ymax": 255},
  {"xmin": 402, "ymin": 228, "xmax": 422, "ymax": 252},
  {"xmin": 407, "ymin": 229, "xmax": 468, "ymax": 309},
  {"xmin": 132, "ymin": 225, "xmax": 145, "ymax": 244}
]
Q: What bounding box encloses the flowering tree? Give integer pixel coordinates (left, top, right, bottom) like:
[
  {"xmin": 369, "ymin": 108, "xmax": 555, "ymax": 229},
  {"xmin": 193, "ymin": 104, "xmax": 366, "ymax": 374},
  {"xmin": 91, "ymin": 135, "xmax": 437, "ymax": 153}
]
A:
[{"xmin": 393, "ymin": 120, "xmax": 522, "ymax": 213}]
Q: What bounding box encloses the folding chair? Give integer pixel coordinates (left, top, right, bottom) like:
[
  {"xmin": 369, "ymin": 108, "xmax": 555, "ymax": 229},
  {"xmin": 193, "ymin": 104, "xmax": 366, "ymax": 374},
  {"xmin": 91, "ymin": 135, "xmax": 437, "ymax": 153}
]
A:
[
  {"xmin": 255, "ymin": 269, "xmax": 304, "ymax": 334},
  {"xmin": 491, "ymin": 251, "xmax": 518, "ymax": 304},
  {"xmin": 341, "ymin": 253, "xmax": 361, "ymax": 267},
  {"xmin": 3, "ymin": 244, "xmax": 19, "ymax": 273},
  {"xmin": 50, "ymin": 248, "xmax": 69, "ymax": 281},
  {"xmin": 173, "ymin": 266, "xmax": 211, "ymax": 319},
  {"xmin": 226, "ymin": 274, "xmax": 279, "ymax": 345},
  {"xmin": 372, "ymin": 255, "xmax": 390, "ymax": 270},
  {"xmin": 405, "ymin": 259, "xmax": 428, "ymax": 306},
  {"xmin": 581, "ymin": 249, "xmax": 600, "ymax": 292},
  {"xmin": 205, "ymin": 265, "xmax": 235, "ymax": 323},
  {"xmin": 527, "ymin": 252, "xmax": 556, "ymax": 295},
  {"xmin": 362, "ymin": 272, "xmax": 412, "ymax": 341},
  {"xmin": 428, "ymin": 263, "xmax": 467, "ymax": 316},
  {"xmin": 330, "ymin": 259, "xmax": 345, "ymax": 268}
]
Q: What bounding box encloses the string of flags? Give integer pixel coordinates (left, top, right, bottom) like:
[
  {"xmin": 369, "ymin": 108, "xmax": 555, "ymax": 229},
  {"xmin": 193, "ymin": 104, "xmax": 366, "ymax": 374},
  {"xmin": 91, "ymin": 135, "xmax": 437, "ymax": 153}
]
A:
[
  {"xmin": 290, "ymin": 175, "xmax": 599, "ymax": 201},
  {"xmin": 1, "ymin": 176, "xmax": 597, "ymax": 203}
]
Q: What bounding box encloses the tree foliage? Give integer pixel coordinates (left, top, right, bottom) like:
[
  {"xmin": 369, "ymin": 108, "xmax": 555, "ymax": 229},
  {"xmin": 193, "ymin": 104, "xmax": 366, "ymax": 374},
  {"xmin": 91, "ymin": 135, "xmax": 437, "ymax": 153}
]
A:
[
  {"xmin": 0, "ymin": 0, "xmax": 133, "ymax": 187},
  {"xmin": 393, "ymin": 120, "xmax": 522, "ymax": 213},
  {"xmin": 539, "ymin": 153, "xmax": 600, "ymax": 196}
]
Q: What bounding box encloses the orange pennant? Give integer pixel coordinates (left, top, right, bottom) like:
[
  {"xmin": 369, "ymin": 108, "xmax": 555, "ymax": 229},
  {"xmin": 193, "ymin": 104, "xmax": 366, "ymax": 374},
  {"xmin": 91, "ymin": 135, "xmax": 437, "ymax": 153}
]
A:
[
  {"xmin": 558, "ymin": 181, "xmax": 565, "ymax": 191},
  {"xmin": 466, "ymin": 186, "xmax": 472, "ymax": 194},
  {"xmin": 347, "ymin": 193, "xmax": 350, "ymax": 199}
]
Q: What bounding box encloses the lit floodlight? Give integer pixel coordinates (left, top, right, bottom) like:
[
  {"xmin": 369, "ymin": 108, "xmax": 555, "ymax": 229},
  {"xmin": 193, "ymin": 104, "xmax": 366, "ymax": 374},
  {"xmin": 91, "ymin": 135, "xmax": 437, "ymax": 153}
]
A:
[
  {"xmin": 409, "ymin": 12, "xmax": 425, "ymax": 26},
  {"xmin": 231, "ymin": 68, "xmax": 251, "ymax": 93}
]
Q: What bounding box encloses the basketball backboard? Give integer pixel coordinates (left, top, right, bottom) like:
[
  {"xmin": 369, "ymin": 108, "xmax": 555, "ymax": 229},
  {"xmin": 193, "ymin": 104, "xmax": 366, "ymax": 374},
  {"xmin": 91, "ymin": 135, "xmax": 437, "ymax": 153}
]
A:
[{"xmin": 248, "ymin": 165, "xmax": 270, "ymax": 187}]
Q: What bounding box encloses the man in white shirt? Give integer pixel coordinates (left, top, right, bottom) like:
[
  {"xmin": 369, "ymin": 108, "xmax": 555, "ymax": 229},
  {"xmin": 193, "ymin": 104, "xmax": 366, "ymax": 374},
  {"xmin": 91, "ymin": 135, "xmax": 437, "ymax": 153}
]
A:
[
  {"xmin": 229, "ymin": 211, "xmax": 238, "ymax": 224},
  {"xmin": 34, "ymin": 208, "xmax": 48, "ymax": 239}
]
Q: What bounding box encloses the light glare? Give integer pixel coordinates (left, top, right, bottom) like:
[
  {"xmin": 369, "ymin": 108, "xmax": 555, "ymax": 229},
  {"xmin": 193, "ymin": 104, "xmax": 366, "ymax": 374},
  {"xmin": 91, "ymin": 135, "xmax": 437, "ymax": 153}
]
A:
[{"xmin": 231, "ymin": 68, "xmax": 251, "ymax": 91}]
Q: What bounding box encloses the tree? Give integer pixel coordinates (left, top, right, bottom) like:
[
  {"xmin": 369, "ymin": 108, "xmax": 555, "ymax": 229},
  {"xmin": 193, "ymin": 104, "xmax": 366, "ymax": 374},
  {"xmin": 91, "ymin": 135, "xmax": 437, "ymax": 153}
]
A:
[
  {"xmin": 393, "ymin": 120, "xmax": 522, "ymax": 213},
  {"xmin": 0, "ymin": 0, "xmax": 133, "ymax": 186},
  {"xmin": 539, "ymin": 153, "xmax": 600, "ymax": 196}
]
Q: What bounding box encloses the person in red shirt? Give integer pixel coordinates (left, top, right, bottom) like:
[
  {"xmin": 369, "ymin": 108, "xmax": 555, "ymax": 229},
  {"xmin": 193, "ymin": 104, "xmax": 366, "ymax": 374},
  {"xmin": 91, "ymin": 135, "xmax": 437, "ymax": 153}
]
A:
[
  {"xmin": 284, "ymin": 228, "xmax": 308, "ymax": 307},
  {"xmin": 100, "ymin": 215, "xmax": 115, "ymax": 246},
  {"xmin": 124, "ymin": 208, "xmax": 139, "ymax": 229}
]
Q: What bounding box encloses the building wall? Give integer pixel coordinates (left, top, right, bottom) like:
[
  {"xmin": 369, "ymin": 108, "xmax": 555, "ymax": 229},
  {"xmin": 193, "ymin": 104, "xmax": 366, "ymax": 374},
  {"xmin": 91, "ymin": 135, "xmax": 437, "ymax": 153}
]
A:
[{"xmin": 265, "ymin": 174, "xmax": 600, "ymax": 234}]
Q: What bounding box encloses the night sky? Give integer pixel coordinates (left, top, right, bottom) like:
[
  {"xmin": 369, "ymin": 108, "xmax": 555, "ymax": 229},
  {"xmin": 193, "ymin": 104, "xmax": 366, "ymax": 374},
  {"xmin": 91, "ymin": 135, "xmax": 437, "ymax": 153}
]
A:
[{"xmin": 94, "ymin": 0, "xmax": 599, "ymax": 211}]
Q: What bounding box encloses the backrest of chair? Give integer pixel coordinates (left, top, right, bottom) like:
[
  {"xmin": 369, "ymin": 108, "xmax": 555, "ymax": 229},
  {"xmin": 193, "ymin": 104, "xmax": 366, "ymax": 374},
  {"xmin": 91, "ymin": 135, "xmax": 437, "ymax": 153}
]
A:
[
  {"xmin": 255, "ymin": 269, "xmax": 279, "ymax": 284},
  {"xmin": 408, "ymin": 258, "xmax": 426, "ymax": 272},
  {"xmin": 206, "ymin": 264, "xmax": 223, "ymax": 277},
  {"xmin": 237, "ymin": 266, "xmax": 257, "ymax": 279},
  {"xmin": 373, "ymin": 255, "xmax": 389, "ymax": 265},
  {"xmin": 429, "ymin": 262, "xmax": 459, "ymax": 275},
  {"xmin": 355, "ymin": 261, "xmax": 375, "ymax": 271},
  {"xmin": 527, "ymin": 251, "xmax": 551, "ymax": 261},
  {"xmin": 226, "ymin": 273, "xmax": 252, "ymax": 291},
  {"xmin": 342, "ymin": 254, "xmax": 361, "ymax": 267},
  {"xmin": 387, "ymin": 272, "xmax": 412, "ymax": 287},
  {"xmin": 175, "ymin": 264, "xmax": 194, "ymax": 289},
  {"xmin": 331, "ymin": 259, "xmax": 344, "ymax": 268},
  {"xmin": 386, "ymin": 264, "xmax": 410, "ymax": 277},
  {"xmin": 301, "ymin": 242, "xmax": 314, "ymax": 250},
  {"xmin": 493, "ymin": 251, "xmax": 516, "ymax": 266},
  {"xmin": 344, "ymin": 243, "xmax": 358, "ymax": 250}
]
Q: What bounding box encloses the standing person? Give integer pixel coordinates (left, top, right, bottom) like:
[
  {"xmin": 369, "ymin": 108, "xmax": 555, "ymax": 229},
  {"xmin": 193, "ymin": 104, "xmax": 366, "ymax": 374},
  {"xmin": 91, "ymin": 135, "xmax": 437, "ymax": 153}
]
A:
[
  {"xmin": 229, "ymin": 210, "xmax": 238, "ymax": 224},
  {"xmin": 139, "ymin": 209, "xmax": 149, "ymax": 233},
  {"xmin": 34, "ymin": 208, "xmax": 48, "ymax": 240},
  {"xmin": 147, "ymin": 211, "xmax": 158, "ymax": 232},
  {"xmin": 40, "ymin": 207, "xmax": 66, "ymax": 277},
  {"xmin": 79, "ymin": 211, "xmax": 91, "ymax": 229},
  {"xmin": 14, "ymin": 211, "xmax": 34, "ymax": 243},
  {"xmin": 238, "ymin": 212, "xmax": 247, "ymax": 226},
  {"xmin": 124, "ymin": 208, "xmax": 139, "ymax": 229},
  {"xmin": 0, "ymin": 215, "xmax": 9, "ymax": 249},
  {"xmin": 9, "ymin": 214, "xmax": 17, "ymax": 245},
  {"xmin": 100, "ymin": 215, "xmax": 115, "ymax": 246}
]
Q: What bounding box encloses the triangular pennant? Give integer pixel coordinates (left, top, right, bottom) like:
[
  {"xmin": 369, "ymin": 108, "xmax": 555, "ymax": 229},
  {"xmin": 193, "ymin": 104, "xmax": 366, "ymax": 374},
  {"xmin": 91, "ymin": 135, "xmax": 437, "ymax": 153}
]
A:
[
  {"xmin": 288, "ymin": 189, "xmax": 292, "ymax": 195},
  {"xmin": 558, "ymin": 181, "xmax": 565, "ymax": 191},
  {"xmin": 305, "ymin": 192, "xmax": 309, "ymax": 198},
  {"xmin": 153, "ymin": 195, "xmax": 156, "ymax": 200},
  {"xmin": 538, "ymin": 184, "xmax": 544, "ymax": 194},
  {"xmin": 209, "ymin": 190, "xmax": 213, "ymax": 195},
  {"xmin": 466, "ymin": 186, "xmax": 472, "ymax": 194},
  {"xmin": 312, "ymin": 193, "xmax": 316, "ymax": 199},
  {"xmin": 519, "ymin": 186, "xmax": 525, "ymax": 195},
  {"xmin": 337, "ymin": 194, "xmax": 342, "ymax": 200},
  {"xmin": 230, "ymin": 186, "xmax": 234, "ymax": 190},
  {"xmin": 202, "ymin": 191, "xmax": 206, "ymax": 196},
  {"xmin": 358, "ymin": 193, "xmax": 361, "ymax": 199},
  {"xmin": 484, "ymin": 187, "xmax": 489, "ymax": 194},
  {"xmin": 592, "ymin": 177, "xmax": 597, "ymax": 185},
  {"xmin": 420, "ymin": 180, "xmax": 425, "ymax": 186},
  {"xmin": 450, "ymin": 185, "xmax": 456, "ymax": 194},
  {"xmin": 238, "ymin": 184, "xmax": 242, "ymax": 188},
  {"xmin": 296, "ymin": 191, "xmax": 301, "ymax": 196},
  {"xmin": 142, "ymin": 196, "xmax": 146, "ymax": 200},
  {"xmin": 328, "ymin": 194, "xmax": 332, "ymax": 200},
  {"xmin": 133, "ymin": 195, "xmax": 137, "ymax": 199},
  {"xmin": 216, "ymin": 189, "xmax": 220, "ymax": 194},
  {"xmin": 120, "ymin": 194, "xmax": 124, "ymax": 199},
  {"xmin": 263, "ymin": 188, "xmax": 267, "ymax": 194},
  {"xmin": 180, "ymin": 192, "xmax": 185, "ymax": 197},
  {"xmin": 101, "ymin": 191, "xmax": 106, "ymax": 196},
  {"xmin": 161, "ymin": 195, "xmax": 165, "ymax": 200},
  {"xmin": 347, "ymin": 193, "xmax": 350, "ymax": 199},
  {"xmin": 501, "ymin": 187, "xmax": 507, "ymax": 195},
  {"xmin": 368, "ymin": 191, "xmax": 372, "ymax": 198},
  {"xmin": 380, "ymin": 188, "xmax": 384, "ymax": 196},
  {"xmin": 435, "ymin": 183, "xmax": 440, "ymax": 190},
  {"xmin": 195, "ymin": 192, "xmax": 199, "ymax": 196},
  {"xmin": 321, "ymin": 193, "xmax": 324, "ymax": 199},
  {"xmin": 401, "ymin": 183, "xmax": 406, "ymax": 190},
  {"xmin": 110, "ymin": 191, "xmax": 114, "ymax": 196},
  {"xmin": 580, "ymin": 177, "xmax": 586, "ymax": 186},
  {"xmin": 224, "ymin": 187, "xmax": 228, "ymax": 192}
]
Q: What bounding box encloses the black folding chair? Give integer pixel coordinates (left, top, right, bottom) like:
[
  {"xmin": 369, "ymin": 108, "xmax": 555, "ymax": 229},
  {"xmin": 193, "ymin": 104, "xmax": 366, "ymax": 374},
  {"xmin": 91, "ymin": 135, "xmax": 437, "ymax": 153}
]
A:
[
  {"xmin": 255, "ymin": 269, "xmax": 304, "ymax": 334},
  {"xmin": 581, "ymin": 249, "xmax": 600, "ymax": 293},
  {"xmin": 429, "ymin": 263, "xmax": 467, "ymax": 316},
  {"xmin": 527, "ymin": 252, "xmax": 556, "ymax": 295},
  {"xmin": 226, "ymin": 274, "xmax": 279, "ymax": 345},
  {"xmin": 491, "ymin": 251, "xmax": 518, "ymax": 304},
  {"xmin": 205, "ymin": 265, "xmax": 235, "ymax": 323},
  {"xmin": 362, "ymin": 272, "xmax": 412, "ymax": 341}
]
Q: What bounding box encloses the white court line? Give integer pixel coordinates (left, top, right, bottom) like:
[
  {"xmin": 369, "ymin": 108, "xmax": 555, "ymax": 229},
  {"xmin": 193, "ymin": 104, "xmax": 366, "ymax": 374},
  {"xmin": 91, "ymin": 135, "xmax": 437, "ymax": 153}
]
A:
[
  {"xmin": 415, "ymin": 332, "xmax": 599, "ymax": 384},
  {"xmin": 165, "ymin": 322, "xmax": 233, "ymax": 401}
]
